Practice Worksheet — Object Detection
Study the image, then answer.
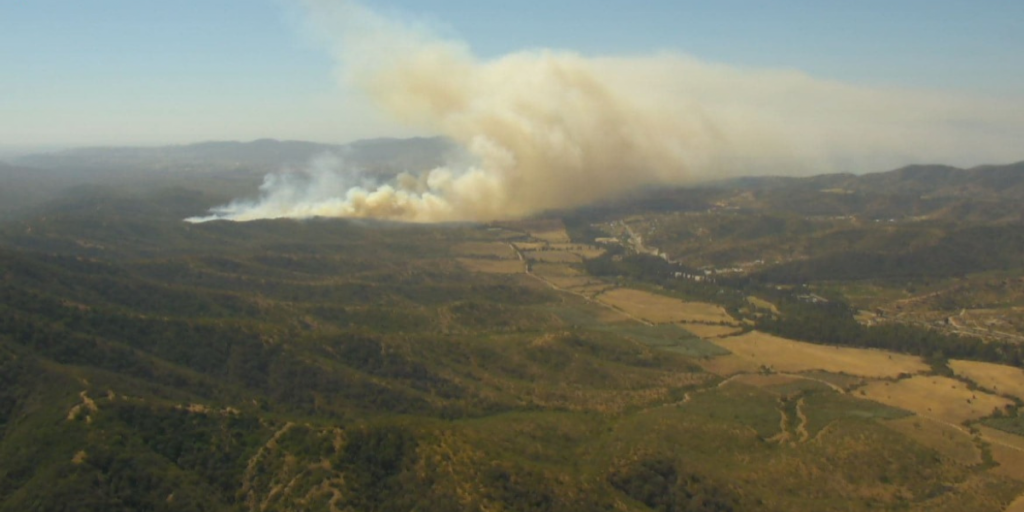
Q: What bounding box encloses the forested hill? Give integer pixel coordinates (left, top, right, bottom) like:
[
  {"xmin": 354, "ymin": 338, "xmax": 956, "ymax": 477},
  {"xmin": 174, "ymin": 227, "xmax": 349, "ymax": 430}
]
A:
[{"xmin": 719, "ymin": 161, "xmax": 1024, "ymax": 199}]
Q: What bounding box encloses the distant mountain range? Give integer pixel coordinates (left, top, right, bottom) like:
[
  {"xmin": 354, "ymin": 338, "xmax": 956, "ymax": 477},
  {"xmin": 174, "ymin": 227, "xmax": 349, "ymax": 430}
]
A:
[
  {"xmin": 13, "ymin": 137, "xmax": 455, "ymax": 175},
  {"xmin": 723, "ymin": 162, "xmax": 1024, "ymax": 199},
  {"xmin": 10, "ymin": 138, "xmax": 1022, "ymax": 199},
  {"xmin": 3, "ymin": 137, "xmax": 1022, "ymax": 222},
  {"xmin": 0, "ymin": 137, "xmax": 457, "ymax": 220}
]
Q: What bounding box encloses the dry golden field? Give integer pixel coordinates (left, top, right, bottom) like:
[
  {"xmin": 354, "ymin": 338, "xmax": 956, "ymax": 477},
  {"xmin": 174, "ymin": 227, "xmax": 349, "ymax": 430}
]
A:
[
  {"xmin": 949, "ymin": 360, "xmax": 1024, "ymax": 401},
  {"xmin": 498, "ymin": 218, "xmax": 567, "ymax": 238},
  {"xmin": 456, "ymin": 258, "xmax": 525, "ymax": 274},
  {"xmin": 710, "ymin": 331, "xmax": 929, "ymax": 378},
  {"xmin": 522, "ymin": 221, "xmax": 572, "ymax": 243},
  {"xmin": 451, "ymin": 241, "xmax": 517, "ymax": 259},
  {"xmin": 597, "ymin": 288, "xmax": 736, "ymax": 325},
  {"xmin": 860, "ymin": 376, "xmax": 1012, "ymax": 425},
  {"xmin": 978, "ymin": 426, "xmax": 1024, "ymax": 481},
  {"xmin": 1005, "ymin": 493, "xmax": 1024, "ymax": 512},
  {"xmin": 883, "ymin": 417, "xmax": 982, "ymax": 466},
  {"xmin": 530, "ymin": 262, "xmax": 580, "ymax": 278}
]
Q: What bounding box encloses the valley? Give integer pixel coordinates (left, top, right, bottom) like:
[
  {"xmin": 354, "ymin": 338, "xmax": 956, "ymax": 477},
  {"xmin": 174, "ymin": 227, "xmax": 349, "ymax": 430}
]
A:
[{"xmin": 1, "ymin": 153, "xmax": 1024, "ymax": 511}]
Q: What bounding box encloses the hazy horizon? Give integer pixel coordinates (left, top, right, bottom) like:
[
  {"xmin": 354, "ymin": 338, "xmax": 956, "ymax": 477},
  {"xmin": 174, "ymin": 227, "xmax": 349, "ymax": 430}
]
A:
[
  {"xmin": 178, "ymin": 0, "xmax": 1024, "ymax": 223},
  {"xmin": 6, "ymin": 0, "xmax": 1024, "ymax": 222},
  {"xmin": 3, "ymin": 0, "xmax": 1024, "ymax": 149}
]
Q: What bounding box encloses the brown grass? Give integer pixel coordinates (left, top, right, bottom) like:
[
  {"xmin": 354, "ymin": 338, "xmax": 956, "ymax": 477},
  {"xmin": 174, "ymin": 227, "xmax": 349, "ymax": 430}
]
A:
[
  {"xmin": 597, "ymin": 288, "xmax": 736, "ymax": 325},
  {"xmin": 509, "ymin": 218, "xmax": 571, "ymax": 243},
  {"xmin": 530, "ymin": 263, "xmax": 580, "ymax": 278},
  {"xmin": 451, "ymin": 242, "xmax": 516, "ymax": 259},
  {"xmin": 530, "ymin": 230, "xmax": 571, "ymax": 243},
  {"xmin": 457, "ymin": 258, "xmax": 525, "ymax": 274},
  {"xmin": 499, "ymin": 219, "xmax": 569, "ymax": 242},
  {"xmin": 883, "ymin": 417, "xmax": 982, "ymax": 466},
  {"xmin": 710, "ymin": 331, "xmax": 929, "ymax": 378},
  {"xmin": 524, "ymin": 251, "xmax": 583, "ymax": 263},
  {"xmin": 683, "ymin": 324, "xmax": 744, "ymax": 339},
  {"xmin": 541, "ymin": 276, "xmax": 603, "ymax": 291},
  {"xmin": 746, "ymin": 296, "xmax": 780, "ymax": 315},
  {"xmin": 570, "ymin": 284, "xmax": 616, "ymax": 298},
  {"xmin": 860, "ymin": 376, "xmax": 1012, "ymax": 425},
  {"xmin": 594, "ymin": 307, "xmax": 638, "ymax": 324},
  {"xmin": 978, "ymin": 426, "xmax": 1024, "ymax": 481},
  {"xmin": 949, "ymin": 360, "xmax": 1024, "ymax": 401},
  {"xmin": 724, "ymin": 373, "xmax": 802, "ymax": 390},
  {"xmin": 1005, "ymin": 493, "xmax": 1024, "ymax": 512},
  {"xmin": 481, "ymin": 227, "xmax": 524, "ymax": 240},
  {"xmin": 698, "ymin": 354, "xmax": 762, "ymax": 377}
]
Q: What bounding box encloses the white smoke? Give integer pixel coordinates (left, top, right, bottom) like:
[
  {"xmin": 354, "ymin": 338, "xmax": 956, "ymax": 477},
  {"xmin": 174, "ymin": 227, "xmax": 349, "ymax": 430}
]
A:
[{"xmin": 188, "ymin": 0, "xmax": 1024, "ymax": 223}]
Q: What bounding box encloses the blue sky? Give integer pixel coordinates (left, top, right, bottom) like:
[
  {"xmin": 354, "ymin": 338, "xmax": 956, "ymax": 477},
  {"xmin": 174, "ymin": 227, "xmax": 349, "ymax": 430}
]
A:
[{"xmin": 2, "ymin": 0, "xmax": 1022, "ymax": 148}]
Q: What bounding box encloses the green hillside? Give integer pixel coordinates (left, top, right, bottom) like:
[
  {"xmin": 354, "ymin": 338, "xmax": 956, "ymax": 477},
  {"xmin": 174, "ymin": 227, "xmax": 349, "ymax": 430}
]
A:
[{"xmin": 2, "ymin": 161, "xmax": 1024, "ymax": 511}]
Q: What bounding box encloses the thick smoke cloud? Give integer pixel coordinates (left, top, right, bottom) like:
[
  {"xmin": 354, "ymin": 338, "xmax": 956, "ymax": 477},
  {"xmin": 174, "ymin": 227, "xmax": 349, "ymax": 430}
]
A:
[{"xmin": 188, "ymin": 0, "xmax": 1024, "ymax": 223}]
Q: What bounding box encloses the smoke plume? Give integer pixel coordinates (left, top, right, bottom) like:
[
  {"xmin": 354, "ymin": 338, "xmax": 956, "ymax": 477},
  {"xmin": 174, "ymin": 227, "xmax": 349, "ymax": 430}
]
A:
[{"xmin": 187, "ymin": 0, "xmax": 1024, "ymax": 223}]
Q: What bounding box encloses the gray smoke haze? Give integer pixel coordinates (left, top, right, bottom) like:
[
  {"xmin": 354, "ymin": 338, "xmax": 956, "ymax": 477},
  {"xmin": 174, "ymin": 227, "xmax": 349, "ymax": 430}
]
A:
[{"xmin": 187, "ymin": 0, "xmax": 1024, "ymax": 223}]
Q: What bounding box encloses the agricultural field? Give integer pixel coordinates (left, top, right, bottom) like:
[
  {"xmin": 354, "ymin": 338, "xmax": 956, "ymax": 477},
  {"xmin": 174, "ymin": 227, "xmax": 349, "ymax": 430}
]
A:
[
  {"xmin": 523, "ymin": 250, "xmax": 583, "ymax": 263},
  {"xmin": 451, "ymin": 241, "xmax": 517, "ymax": 259},
  {"xmin": 710, "ymin": 331, "xmax": 929, "ymax": 378},
  {"xmin": 544, "ymin": 299, "xmax": 728, "ymax": 359},
  {"xmin": 507, "ymin": 218, "xmax": 572, "ymax": 243},
  {"xmin": 597, "ymin": 288, "xmax": 737, "ymax": 325},
  {"xmin": 537, "ymin": 275, "xmax": 609, "ymax": 295},
  {"xmin": 950, "ymin": 360, "xmax": 1024, "ymax": 401},
  {"xmin": 698, "ymin": 353, "xmax": 765, "ymax": 376},
  {"xmin": 859, "ymin": 375, "xmax": 1013, "ymax": 425},
  {"xmin": 978, "ymin": 426, "xmax": 1024, "ymax": 480},
  {"xmin": 529, "ymin": 261, "xmax": 579, "ymax": 277}
]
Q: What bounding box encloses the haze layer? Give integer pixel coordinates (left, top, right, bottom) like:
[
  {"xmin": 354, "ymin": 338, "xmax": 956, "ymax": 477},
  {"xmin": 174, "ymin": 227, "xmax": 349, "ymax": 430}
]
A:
[{"xmin": 188, "ymin": 0, "xmax": 1024, "ymax": 223}]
